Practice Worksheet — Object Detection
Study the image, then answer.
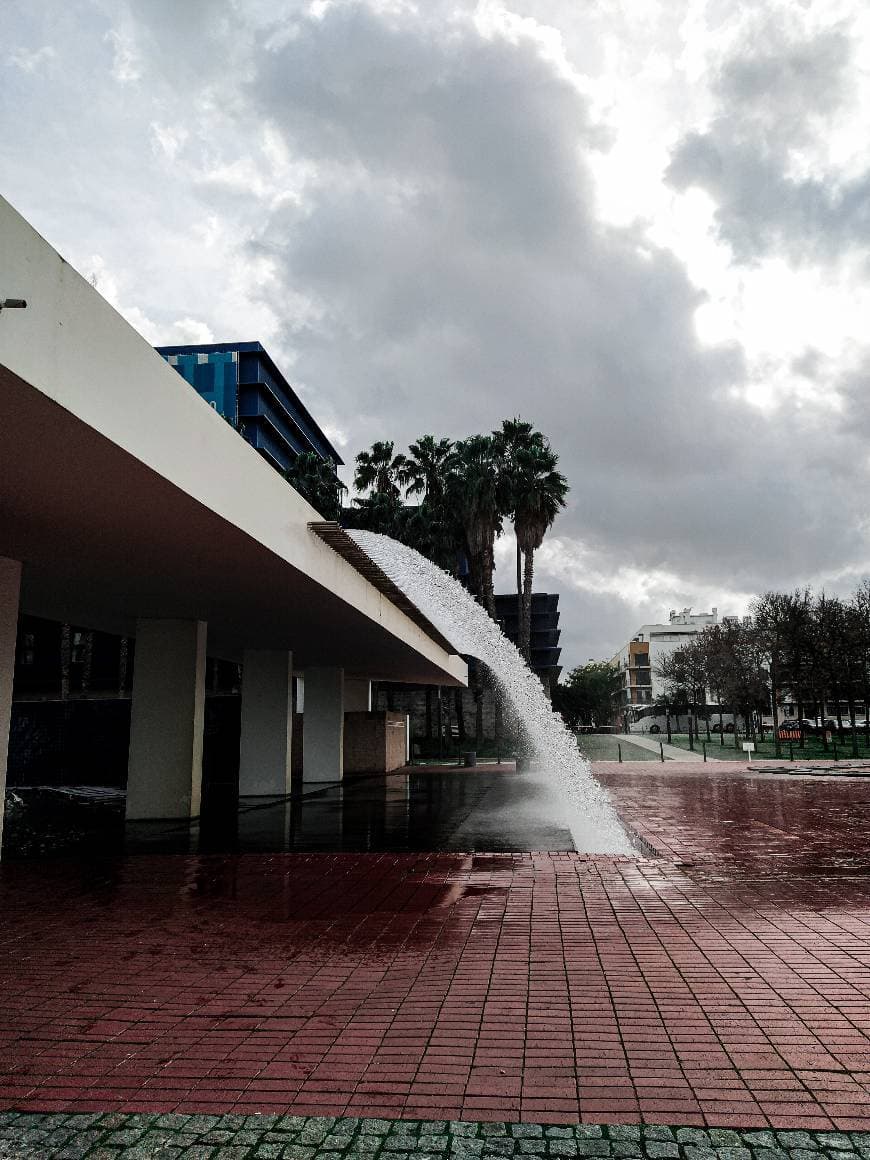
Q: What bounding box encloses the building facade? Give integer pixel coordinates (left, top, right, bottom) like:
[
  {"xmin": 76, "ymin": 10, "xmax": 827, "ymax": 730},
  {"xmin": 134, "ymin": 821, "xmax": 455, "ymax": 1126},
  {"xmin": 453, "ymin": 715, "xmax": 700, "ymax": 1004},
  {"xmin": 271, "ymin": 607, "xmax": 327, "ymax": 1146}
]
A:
[
  {"xmin": 156, "ymin": 341, "xmax": 343, "ymax": 477},
  {"xmin": 493, "ymin": 593, "xmax": 561, "ymax": 687},
  {"xmin": 610, "ymin": 607, "xmax": 737, "ymax": 721},
  {"xmin": 2, "ymin": 195, "xmax": 467, "ymax": 836}
]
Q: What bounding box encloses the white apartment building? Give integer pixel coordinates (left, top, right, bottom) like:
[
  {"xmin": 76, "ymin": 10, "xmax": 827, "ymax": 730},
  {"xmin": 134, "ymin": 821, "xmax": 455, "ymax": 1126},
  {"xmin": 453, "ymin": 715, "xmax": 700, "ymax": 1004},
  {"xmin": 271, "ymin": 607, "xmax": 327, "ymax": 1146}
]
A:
[{"xmin": 610, "ymin": 607, "xmax": 743, "ymax": 721}]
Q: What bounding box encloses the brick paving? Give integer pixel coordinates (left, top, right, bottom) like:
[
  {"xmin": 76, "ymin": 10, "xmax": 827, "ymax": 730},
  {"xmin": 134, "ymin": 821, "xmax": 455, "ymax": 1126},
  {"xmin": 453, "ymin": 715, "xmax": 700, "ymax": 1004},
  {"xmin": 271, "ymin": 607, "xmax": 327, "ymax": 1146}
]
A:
[{"xmin": 2, "ymin": 764, "xmax": 870, "ymax": 1139}]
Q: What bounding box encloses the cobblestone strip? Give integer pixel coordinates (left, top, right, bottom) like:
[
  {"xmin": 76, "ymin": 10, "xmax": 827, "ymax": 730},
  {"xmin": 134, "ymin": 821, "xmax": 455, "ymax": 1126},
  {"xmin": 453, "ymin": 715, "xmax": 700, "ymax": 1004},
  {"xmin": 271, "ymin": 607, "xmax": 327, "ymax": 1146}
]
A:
[{"xmin": 1, "ymin": 1114, "xmax": 869, "ymax": 1160}]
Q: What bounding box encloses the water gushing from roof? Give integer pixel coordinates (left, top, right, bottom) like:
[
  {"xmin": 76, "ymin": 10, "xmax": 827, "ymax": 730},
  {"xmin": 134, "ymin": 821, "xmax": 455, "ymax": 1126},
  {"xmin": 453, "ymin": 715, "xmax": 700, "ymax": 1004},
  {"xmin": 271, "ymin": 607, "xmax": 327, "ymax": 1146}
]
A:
[{"xmin": 349, "ymin": 530, "xmax": 633, "ymax": 854}]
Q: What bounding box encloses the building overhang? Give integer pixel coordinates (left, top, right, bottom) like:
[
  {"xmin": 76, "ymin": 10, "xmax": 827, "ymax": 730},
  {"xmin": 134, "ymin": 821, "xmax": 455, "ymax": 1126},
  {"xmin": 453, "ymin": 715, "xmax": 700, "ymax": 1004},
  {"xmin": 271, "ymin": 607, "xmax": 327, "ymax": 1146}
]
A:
[{"xmin": 0, "ymin": 197, "xmax": 467, "ymax": 688}]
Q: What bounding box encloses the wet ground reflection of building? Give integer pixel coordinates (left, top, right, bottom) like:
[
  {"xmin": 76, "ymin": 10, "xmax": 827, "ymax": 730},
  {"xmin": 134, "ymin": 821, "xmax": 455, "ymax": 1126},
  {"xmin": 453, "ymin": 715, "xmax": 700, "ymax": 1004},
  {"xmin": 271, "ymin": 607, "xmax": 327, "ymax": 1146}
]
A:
[{"xmin": 3, "ymin": 769, "xmax": 578, "ymax": 858}]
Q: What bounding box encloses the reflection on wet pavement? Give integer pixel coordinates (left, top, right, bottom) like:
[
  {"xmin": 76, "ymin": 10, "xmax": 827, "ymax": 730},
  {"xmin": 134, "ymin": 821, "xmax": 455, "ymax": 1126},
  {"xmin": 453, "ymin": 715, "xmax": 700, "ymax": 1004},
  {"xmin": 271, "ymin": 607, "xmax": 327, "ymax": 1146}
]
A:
[
  {"xmin": 4, "ymin": 768, "xmax": 579, "ymax": 858},
  {"xmin": 214, "ymin": 768, "xmax": 577, "ymax": 855},
  {"xmin": 596, "ymin": 761, "xmax": 870, "ymax": 884},
  {"xmin": 5, "ymin": 765, "xmax": 870, "ymax": 1127}
]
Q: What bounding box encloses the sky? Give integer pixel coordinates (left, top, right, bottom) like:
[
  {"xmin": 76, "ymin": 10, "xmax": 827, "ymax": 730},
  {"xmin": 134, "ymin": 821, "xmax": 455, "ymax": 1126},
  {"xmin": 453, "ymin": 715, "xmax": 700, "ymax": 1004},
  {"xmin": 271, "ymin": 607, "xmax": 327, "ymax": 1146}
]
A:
[{"xmin": 4, "ymin": 0, "xmax": 870, "ymax": 670}]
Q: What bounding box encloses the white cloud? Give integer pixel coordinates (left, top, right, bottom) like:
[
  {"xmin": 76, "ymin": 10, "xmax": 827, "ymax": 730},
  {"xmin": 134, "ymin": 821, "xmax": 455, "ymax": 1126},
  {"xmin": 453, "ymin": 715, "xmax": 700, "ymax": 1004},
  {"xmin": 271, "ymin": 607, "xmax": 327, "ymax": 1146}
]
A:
[
  {"xmin": 149, "ymin": 121, "xmax": 188, "ymax": 161},
  {"xmin": 6, "ymin": 0, "xmax": 870, "ymax": 668},
  {"xmin": 104, "ymin": 28, "xmax": 142, "ymax": 83},
  {"xmin": 7, "ymin": 45, "xmax": 55, "ymax": 72}
]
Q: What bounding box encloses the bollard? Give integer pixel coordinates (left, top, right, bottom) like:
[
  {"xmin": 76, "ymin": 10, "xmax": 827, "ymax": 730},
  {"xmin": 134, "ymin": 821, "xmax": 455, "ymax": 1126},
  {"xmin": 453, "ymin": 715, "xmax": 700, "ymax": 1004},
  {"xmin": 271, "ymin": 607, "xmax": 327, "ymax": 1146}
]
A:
[
  {"xmin": 703, "ymin": 742, "xmax": 707, "ymax": 763},
  {"xmin": 618, "ymin": 743, "xmax": 622, "ymax": 764},
  {"xmin": 660, "ymin": 741, "xmax": 664, "ymax": 762}
]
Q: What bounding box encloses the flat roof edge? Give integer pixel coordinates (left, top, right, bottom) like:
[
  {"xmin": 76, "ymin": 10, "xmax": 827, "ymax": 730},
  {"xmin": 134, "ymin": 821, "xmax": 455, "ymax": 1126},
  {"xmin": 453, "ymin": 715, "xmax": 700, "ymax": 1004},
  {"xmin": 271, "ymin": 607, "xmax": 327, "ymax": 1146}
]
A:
[{"xmin": 308, "ymin": 522, "xmax": 459, "ymax": 659}]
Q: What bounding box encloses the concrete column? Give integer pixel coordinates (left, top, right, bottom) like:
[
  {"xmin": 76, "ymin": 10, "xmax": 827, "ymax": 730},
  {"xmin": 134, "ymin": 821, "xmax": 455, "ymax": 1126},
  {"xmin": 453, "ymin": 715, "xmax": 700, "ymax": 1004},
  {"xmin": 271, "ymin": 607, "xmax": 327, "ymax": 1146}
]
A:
[
  {"xmin": 126, "ymin": 619, "xmax": 207, "ymax": 819},
  {"xmin": 343, "ymin": 677, "xmax": 371, "ymax": 712},
  {"xmin": 0, "ymin": 559, "xmax": 22, "ymax": 852},
  {"xmin": 302, "ymin": 666, "xmax": 344, "ymax": 782},
  {"xmin": 239, "ymin": 649, "xmax": 293, "ymax": 796}
]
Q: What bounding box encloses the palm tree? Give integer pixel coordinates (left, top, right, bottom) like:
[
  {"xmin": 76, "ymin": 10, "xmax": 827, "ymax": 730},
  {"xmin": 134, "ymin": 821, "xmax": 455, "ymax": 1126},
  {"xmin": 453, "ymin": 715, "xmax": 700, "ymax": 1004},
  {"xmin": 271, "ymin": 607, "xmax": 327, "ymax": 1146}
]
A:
[
  {"xmin": 511, "ymin": 442, "xmax": 568, "ymax": 660},
  {"xmin": 347, "ymin": 489, "xmax": 405, "ymax": 537},
  {"xmin": 284, "ymin": 451, "xmax": 346, "ymax": 519},
  {"xmin": 448, "ymin": 434, "xmax": 506, "ymax": 618},
  {"xmin": 353, "ymin": 440, "xmax": 407, "ymax": 499},
  {"xmin": 494, "ymin": 418, "xmax": 540, "ymax": 653},
  {"xmin": 401, "ymin": 436, "xmax": 456, "ymax": 503},
  {"xmin": 400, "ymin": 436, "xmax": 462, "ymax": 572},
  {"xmin": 495, "ymin": 420, "xmax": 569, "ymax": 662}
]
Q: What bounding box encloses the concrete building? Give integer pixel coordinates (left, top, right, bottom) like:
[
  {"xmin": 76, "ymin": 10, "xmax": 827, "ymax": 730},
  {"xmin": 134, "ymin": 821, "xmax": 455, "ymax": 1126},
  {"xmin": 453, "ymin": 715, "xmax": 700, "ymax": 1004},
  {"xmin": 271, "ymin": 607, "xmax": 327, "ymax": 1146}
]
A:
[
  {"xmin": 0, "ymin": 196, "xmax": 466, "ymax": 849},
  {"xmin": 157, "ymin": 341, "xmax": 342, "ymax": 477},
  {"xmin": 493, "ymin": 593, "xmax": 561, "ymax": 686},
  {"xmin": 610, "ymin": 607, "xmax": 734, "ymax": 722}
]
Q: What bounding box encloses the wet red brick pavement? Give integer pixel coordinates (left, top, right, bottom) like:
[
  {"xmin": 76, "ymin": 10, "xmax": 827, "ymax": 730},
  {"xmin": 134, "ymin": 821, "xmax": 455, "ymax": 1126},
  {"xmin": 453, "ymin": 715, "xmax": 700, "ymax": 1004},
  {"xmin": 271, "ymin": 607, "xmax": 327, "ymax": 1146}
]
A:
[{"xmin": 2, "ymin": 763, "xmax": 870, "ymax": 1128}]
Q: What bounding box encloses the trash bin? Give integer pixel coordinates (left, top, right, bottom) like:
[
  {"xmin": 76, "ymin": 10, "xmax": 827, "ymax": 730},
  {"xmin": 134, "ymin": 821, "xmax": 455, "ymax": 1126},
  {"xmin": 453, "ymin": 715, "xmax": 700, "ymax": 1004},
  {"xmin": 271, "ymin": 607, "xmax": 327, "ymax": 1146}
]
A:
[{"xmin": 462, "ymin": 751, "xmax": 477, "ymax": 767}]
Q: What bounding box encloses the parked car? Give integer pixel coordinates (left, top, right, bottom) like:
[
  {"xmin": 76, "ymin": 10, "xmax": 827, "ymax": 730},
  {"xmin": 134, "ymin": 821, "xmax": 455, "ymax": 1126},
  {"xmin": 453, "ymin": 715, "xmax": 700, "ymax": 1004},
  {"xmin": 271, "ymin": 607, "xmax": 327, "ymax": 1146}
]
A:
[
  {"xmin": 778, "ymin": 718, "xmax": 818, "ymax": 734},
  {"xmin": 814, "ymin": 718, "xmax": 841, "ymax": 733}
]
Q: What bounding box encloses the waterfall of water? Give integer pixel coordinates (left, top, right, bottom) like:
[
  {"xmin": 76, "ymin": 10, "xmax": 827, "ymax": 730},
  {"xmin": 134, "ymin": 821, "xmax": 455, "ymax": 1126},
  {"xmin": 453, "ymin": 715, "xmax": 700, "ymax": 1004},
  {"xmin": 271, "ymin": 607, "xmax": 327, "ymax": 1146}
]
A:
[{"xmin": 350, "ymin": 530, "xmax": 634, "ymax": 854}]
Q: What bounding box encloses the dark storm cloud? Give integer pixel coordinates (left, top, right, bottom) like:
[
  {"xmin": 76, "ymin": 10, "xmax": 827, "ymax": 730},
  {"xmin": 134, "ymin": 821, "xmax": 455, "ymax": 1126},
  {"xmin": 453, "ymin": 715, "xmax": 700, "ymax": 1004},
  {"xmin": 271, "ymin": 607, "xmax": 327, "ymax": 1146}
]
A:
[
  {"xmin": 246, "ymin": 3, "xmax": 741, "ymax": 451},
  {"xmin": 666, "ymin": 22, "xmax": 870, "ymax": 263},
  {"xmin": 240, "ymin": 3, "xmax": 866, "ymax": 610},
  {"xmin": 6, "ymin": 0, "xmax": 870, "ymax": 664}
]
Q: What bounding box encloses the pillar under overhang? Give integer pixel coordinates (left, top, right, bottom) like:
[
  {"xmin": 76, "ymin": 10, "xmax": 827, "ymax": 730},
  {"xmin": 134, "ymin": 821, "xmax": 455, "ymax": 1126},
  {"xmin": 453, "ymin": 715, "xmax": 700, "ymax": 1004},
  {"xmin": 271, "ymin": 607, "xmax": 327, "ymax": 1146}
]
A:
[
  {"xmin": 239, "ymin": 649, "xmax": 293, "ymax": 796},
  {"xmin": 302, "ymin": 666, "xmax": 344, "ymax": 783},
  {"xmin": 0, "ymin": 559, "xmax": 22, "ymax": 852},
  {"xmin": 126, "ymin": 619, "xmax": 207, "ymax": 820}
]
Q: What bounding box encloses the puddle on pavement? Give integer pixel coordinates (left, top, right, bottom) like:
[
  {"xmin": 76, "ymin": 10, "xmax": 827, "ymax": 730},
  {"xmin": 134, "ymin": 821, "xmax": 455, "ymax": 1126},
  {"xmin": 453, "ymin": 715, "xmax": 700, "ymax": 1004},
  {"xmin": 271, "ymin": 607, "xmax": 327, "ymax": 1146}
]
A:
[{"xmin": 2, "ymin": 769, "xmax": 584, "ymax": 858}]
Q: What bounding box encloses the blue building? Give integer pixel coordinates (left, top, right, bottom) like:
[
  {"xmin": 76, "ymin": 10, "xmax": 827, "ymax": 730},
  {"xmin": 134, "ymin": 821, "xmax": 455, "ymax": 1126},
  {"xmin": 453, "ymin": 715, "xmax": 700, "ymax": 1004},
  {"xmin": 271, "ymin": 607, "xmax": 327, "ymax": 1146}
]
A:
[{"xmin": 156, "ymin": 341, "xmax": 343, "ymax": 476}]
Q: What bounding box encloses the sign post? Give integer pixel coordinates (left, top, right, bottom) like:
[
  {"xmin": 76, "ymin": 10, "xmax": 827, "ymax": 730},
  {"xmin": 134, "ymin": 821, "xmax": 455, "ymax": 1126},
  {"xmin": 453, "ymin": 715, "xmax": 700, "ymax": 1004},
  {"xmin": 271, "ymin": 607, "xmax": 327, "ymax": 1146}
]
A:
[{"xmin": 742, "ymin": 741, "xmax": 755, "ymax": 765}]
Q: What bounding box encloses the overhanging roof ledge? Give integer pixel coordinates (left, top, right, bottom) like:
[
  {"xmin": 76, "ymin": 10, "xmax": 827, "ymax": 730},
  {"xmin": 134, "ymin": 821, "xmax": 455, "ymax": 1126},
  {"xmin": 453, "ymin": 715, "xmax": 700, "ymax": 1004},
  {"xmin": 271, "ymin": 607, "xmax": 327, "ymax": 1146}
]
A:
[{"xmin": 308, "ymin": 522, "xmax": 458, "ymax": 657}]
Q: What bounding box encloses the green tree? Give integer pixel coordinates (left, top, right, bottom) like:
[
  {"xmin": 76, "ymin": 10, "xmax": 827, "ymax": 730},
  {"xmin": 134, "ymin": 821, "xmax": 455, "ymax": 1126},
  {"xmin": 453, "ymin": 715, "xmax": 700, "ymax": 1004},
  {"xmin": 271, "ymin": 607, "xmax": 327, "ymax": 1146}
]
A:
[
  {"xmin": 510, "ymin": 441, "xmax": 568, "ymax": 661},
  {"xmin": 400, "ymin": 436, "xmax": 464, "ymax": 572},
  {"xmin": 723, "ymin": 622, "xmax": 770, "ymax": 748},
  {"xmin": 401, "ymin": 435, "xmax": 456, "ymax": 504},
  {"xmin": 852, "ymin": 580, "xmax": 870, "ymax": 747},
  {"xmin": 353, "ymin": 440, "xmax": 408, "ymax": 499},
  {"xmin": 448, "ymin": 434, "xmax": 506, "ymax": 618},
  {"xmin": 350, "ymin": 492, "xmax": 406, "ymax": 536},
  {"xmin": 698, "ymin": 625, "xmax": 729, "ymax": 742},
  {"xmin": 493, "ymin": 419, "xmax": 538, "ymax": 638},
  {"xmin": 347, "ymin": 439, "xmax": 409, "ymax": 537},
  {"xmin": 554, "ymin": 662, "xmax": 622, "ymax": 729},
  {"xmin": 283, "ymin": 451, "xmax": 346, "ymax": 520},
  {"xmin": 655, "ymin": 639, "xmax": 708, "ymax": 747},
  {"xmin": 494, "ymin": 419, "xmax": 569, "ymax": 663},
  {"xmin": 750, "ymin": 591, "xmax": 794, "ymax": 755},
  {"xmin": 777, "ymin": 588, "xmax": 814, "ymax": 748}
]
